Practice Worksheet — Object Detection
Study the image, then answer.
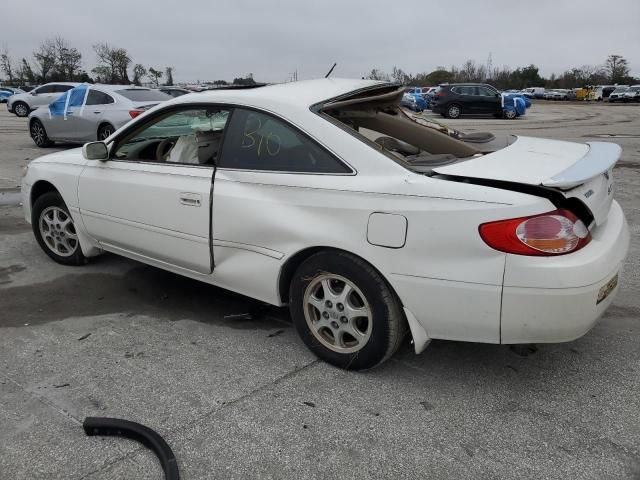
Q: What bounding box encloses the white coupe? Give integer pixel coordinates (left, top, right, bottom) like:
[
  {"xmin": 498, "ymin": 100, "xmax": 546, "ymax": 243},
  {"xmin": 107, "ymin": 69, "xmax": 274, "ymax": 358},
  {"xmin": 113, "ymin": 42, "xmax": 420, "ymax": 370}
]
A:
[{"xmin": 22, "ymin": 78, "xmax": 629, "ymax": 370}]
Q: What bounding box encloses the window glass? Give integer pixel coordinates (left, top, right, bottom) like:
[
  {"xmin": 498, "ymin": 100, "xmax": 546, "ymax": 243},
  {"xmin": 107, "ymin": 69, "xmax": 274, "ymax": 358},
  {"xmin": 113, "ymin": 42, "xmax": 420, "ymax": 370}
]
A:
[
  {"xmin": 116, "ymin": 89, "xmax": 172, "ymax": 101},
  {"xmin": 219, "ymin": 109, "xmax": 350, "ymax": 173},
  {"xmin": 54, "ymin": 85, "xmax": 74, "ymax": 93},
  {"xmin": 36, "ymin": 85, "xmax": 56, "ymax": 94},
  {"xmin": 113, "ymin": 108, "xmax": 230, "ymax": 165},
  {"xmin": 477, "ymin": 86, "xmax": 497, "ymax": 96},
  {"xmin": 453, "ymin": 86, "xmax": 475, "ymax": 95},
  {"xmin": 86, "ymin": 90, "xmax": 114, "ymax": 105}
]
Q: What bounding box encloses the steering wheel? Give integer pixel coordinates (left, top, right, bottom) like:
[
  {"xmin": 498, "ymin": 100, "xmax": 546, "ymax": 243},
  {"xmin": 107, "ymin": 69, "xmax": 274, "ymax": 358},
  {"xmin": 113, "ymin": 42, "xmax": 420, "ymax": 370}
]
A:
[{"xmin": 155, "ymin": 137, "xmax": 178, "ymax": 162}]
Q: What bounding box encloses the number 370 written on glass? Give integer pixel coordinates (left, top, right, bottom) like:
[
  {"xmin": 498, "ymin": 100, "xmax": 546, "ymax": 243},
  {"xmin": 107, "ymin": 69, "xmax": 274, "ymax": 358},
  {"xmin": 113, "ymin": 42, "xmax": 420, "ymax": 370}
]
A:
[{"xmin": 241, "ymin": 119, "xmax": 281, "ymax": 157}]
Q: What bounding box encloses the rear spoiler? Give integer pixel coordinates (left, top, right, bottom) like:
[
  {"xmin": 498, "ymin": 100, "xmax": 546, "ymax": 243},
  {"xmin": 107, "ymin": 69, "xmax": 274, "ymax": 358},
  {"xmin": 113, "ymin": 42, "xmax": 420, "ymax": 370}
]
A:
[{"xmin": 542, "ymin": 142, "xmax": 621, "ymax": 189}]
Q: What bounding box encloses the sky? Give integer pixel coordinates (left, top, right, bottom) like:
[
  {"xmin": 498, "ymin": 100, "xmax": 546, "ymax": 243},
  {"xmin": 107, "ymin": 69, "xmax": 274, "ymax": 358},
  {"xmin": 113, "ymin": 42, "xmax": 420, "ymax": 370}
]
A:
[{"xmin": 3, "ymin": 0, "xmax": 639, "ymax": 83}]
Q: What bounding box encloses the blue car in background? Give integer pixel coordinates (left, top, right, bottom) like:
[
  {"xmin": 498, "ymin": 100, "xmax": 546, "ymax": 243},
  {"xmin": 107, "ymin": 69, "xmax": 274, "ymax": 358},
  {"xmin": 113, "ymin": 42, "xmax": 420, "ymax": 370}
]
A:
[
  {"xmin": 502, "ymin": 94, "xmax": 527, "ymax": 119},
  {"xmin": 401, "ymin": 87, "xmax": 428, "ymax": 112},
  {"xmin": 503, "ymin": 92, "xmax": 532, "ymax": 108},
  {"xmin": 0, "ymin": 87, "xmax": 25, "ymax": 103}
]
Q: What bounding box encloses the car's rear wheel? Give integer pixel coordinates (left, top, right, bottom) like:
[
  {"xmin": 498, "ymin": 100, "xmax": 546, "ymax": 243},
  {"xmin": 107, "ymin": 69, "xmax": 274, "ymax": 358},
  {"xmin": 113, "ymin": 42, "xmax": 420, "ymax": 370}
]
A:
[
  {"xmin": 32, "ymin": 192, "xmax": 86, "ymax": 266},
  {"xmin": 445, "ymin": 104, "xmax": 462, "ymax": 119},
  {"xmin": 290, "ymin": 250, "xmax": 406, "ymax": 370},
  {"xmin": 14, "ymin": 101, "xmax": 29, "ymax": 117},
  {"xmin": 30, "ymin": 119, "xmax": 54, "ymax": 147},
  {"xmin": 97, "ymin": 123, "xmax": 115, "ymax": 141},
  {"xmin": 503, "ymin": 109, "xmax": 517, "ymax": 120}
]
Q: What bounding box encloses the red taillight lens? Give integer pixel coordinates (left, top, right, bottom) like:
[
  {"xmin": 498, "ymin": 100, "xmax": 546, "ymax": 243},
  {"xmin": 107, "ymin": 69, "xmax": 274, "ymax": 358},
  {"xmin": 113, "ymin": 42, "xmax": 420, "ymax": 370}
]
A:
[
  {"xmin": 129, "ymin": 110, "xmax": 143, "ymax": 118},
  {"xmin": 479, "ymin": 209, "xmax": 591, "ymax": 256}
]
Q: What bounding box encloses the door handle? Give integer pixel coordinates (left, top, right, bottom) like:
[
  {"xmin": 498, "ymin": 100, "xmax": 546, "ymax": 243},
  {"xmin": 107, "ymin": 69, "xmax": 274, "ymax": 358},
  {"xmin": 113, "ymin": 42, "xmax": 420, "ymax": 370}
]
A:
[
  {"xmin": 93, "ymin": 111, "xmax": 102, "ymax": 114},
  {"xmin": 179, "ymin": 193, "xmax": 201, "ymax": 207}
]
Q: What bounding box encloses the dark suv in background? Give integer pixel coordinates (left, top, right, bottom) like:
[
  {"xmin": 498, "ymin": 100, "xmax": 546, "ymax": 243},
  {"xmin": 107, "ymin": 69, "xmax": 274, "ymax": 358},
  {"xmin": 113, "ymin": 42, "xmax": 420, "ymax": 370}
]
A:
[{"xmin": 431, "ymin": 83, "xmax": 502, "ymax": 119}]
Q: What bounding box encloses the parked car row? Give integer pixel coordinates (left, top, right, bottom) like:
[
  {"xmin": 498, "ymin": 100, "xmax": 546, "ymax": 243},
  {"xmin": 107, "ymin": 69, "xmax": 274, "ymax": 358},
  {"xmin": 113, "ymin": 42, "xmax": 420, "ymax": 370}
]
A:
[
  {"xmin": 607, "ymin": 85, "xmax": 640, "ymax": 102},
  {"xmin": 430, "ymin": 83, "xmax": 528, "ymax": 119},
  {"xmin": 27, "ymin": 84, "xmax": 173, "ymax": 146}
]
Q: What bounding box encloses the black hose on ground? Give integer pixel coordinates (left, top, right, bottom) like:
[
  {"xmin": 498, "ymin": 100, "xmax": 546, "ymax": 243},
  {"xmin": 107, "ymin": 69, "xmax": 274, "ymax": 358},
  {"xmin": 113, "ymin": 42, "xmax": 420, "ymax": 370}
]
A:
[{"xmin": 83, "ymin": 417, "xmax": 180, "ymax": 480}]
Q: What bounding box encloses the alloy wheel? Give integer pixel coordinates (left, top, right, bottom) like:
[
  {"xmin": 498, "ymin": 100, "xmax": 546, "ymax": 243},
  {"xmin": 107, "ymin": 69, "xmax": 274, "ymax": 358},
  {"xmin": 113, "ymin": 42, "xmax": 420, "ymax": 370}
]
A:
[
  {"xmin": 15, "ymin": 103, "xmax": 28, "ymax": 117},
  {"xmin": 303, "ymin": 274, "xmax": 372, "ymax": 354},
  {"xmin": 39, "ymin": 206, "xmax": 79, "ymax": 257},
  {"xmin": 31, "ymin": 121, "xmax": 46, "ymax": 146},
  {"xmin": 99, "ymin": 126, "xmax": 113, "ymax": 140}
]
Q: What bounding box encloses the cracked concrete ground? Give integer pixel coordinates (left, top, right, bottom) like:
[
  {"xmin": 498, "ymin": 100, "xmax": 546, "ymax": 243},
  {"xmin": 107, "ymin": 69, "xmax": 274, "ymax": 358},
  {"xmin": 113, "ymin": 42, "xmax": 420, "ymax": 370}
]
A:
[{"xmin": 1, "ymin": 102, "xmax": 639, "ymax": 479}]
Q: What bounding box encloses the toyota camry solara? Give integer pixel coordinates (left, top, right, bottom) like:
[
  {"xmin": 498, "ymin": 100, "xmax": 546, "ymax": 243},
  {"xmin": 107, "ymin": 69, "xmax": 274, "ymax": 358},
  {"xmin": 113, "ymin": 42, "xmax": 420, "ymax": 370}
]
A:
[{"xmin": 22, "ymin": 78, "xmax": 630, "ymax": 370}]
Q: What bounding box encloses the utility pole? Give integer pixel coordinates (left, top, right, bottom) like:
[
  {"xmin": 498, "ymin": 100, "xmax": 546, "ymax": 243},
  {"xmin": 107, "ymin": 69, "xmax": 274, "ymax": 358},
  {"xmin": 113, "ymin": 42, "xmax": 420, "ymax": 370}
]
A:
[{"xmin": 486, "ymin": 52, "xmax": 493, "ymax": 81}]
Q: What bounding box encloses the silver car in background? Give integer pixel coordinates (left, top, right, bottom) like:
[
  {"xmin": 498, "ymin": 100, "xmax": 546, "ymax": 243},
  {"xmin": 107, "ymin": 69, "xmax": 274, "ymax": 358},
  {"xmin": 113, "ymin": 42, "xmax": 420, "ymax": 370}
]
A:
[
  {"xmin": 28, "ymin": 85, "xmax": 172, "ymax": 147},
  {"xmin": 8, "ymin": 82, "xmax": 79, "ymax": 116}
]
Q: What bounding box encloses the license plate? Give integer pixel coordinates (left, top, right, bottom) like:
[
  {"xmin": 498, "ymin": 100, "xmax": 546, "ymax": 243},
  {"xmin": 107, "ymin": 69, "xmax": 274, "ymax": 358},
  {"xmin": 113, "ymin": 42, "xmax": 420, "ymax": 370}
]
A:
[{"xmin": 597, "ymin": 273, "xmax": 619, "ymax": 305}]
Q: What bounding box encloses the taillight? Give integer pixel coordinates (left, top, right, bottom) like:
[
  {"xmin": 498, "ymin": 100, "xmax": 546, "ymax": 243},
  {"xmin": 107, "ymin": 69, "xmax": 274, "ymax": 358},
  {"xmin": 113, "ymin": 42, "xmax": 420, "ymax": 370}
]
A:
[
  {"xmin": 479, "ymin": 209, "xmax": 591, "ymax": 256},
  {"xmin": 129, "ymin": 110, "xmax": 143, "ymax": 118}
]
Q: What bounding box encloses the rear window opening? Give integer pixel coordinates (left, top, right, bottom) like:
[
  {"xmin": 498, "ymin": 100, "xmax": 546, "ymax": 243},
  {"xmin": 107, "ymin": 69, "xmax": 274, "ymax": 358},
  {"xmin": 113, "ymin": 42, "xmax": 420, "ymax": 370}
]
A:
[{"xmin": 318, "ymin": 87, "xmax": 486, "ymax": 173}]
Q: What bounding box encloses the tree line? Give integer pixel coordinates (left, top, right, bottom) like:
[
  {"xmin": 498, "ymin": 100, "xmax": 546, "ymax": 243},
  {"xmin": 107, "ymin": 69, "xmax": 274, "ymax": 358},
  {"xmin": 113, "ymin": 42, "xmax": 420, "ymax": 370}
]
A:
[
  {"xmin": 368, "ymin": 54, "xmax": 636, "ymax": 89},
  {"xmin": 0, "ymin": 37, "xmax": 175, "ymax": 87}
]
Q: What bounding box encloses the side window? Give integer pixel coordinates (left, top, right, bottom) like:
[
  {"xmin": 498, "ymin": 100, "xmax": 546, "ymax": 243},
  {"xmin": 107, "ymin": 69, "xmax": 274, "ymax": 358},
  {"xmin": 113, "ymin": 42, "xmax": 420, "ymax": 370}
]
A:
[
  {"xmin": 478, "ymin": 86, "xmax": 497, "ymax": 97},
  {"xmin": 54, "ymin": 85, "xmax": 74, "ymax": 93},
  {"xmin": 219, "ymin": 109, "xmax": 350, "ymax": 173},
  {"xmin": 86, "ymin": 90, "xmax": 114, "ymax": 105},
  {"xmin": 113, "ymin": 108, "xmax": 230, "ymax": 165},
  {"xmin": 35, "ymin": 85, "xmax": 56, "ymax": 94}
]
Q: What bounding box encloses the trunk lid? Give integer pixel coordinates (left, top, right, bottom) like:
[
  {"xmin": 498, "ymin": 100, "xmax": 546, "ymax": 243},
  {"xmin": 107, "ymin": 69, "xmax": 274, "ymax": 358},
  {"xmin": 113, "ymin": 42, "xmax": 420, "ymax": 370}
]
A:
[{"xmin": 433, "ymin": 136, "xmax": 620, "ymax": 225}]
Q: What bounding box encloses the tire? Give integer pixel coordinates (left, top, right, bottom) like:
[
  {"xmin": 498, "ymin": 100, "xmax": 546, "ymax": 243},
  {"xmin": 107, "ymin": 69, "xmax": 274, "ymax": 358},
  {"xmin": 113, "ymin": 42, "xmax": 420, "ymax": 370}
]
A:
[
  {"xmin": 97, "ymin": 123, "xmax": 115, "ymax": 141},
  {"xmin": 32, "ymin": 191, "xmax": 86, "ymax": 266},
  {"xmin": 14, "ymin": 101, "xmax": 29, "ymax": 117},
  {"xmin": 445, "ymin": 104, "xmax": 462, "ymax": 119},
  {"xmin": 503, "ymin": 109, "xmax": 517, "ymax": 120},
  {"xmin": 290, "ymin": 250, "xmax": 406, "ymax": 370},
  {"xmin": 30, "ymin": 119, "xmax": 54, "ymax": 147}
]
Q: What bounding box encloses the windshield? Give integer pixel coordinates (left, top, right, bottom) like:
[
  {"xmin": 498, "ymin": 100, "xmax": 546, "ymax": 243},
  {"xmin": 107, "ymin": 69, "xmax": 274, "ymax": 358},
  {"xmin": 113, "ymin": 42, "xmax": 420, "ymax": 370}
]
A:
[
  {"xmin": 116, "ymin": 89, "xmax": 172, "ymax": 102},
  {"xmin": 613, "ymin": 88, "xmax": 628, "ymax": 93}
]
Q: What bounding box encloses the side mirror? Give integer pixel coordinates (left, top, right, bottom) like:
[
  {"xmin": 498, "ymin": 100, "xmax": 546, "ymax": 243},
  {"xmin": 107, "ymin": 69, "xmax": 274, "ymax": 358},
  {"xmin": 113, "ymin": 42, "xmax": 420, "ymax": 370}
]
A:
[
  {"xmin": 30, "ymin": 91, "xmax": 37, "ymax": 96},
  {"xmin": 82, "ymin": 141, "xmax": 109, "ymax": 161}
]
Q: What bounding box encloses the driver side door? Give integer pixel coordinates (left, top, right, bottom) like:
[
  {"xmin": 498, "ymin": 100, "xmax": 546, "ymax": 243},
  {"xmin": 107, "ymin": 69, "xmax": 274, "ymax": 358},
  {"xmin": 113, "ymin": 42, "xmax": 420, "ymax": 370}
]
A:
[{"xmin": 77, "ymin": 106, "xmax": 231, "ymax": 274}]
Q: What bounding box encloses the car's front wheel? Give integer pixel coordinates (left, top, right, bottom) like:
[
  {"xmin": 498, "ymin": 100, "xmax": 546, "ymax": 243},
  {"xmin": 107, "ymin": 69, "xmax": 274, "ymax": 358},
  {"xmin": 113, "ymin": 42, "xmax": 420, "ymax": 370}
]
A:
[
  {"xmin": 32, "ymin": 192, "xmax": 86, "ymax": 266},
  {"xmin": 290, "ymin": 250, "xmax": 406, "ymax": 370},
  {"xmin": 13, "ymin": 101, "xmax": 29, "ymax": 117},
  {"xmin": 445, "ymin": 104, "xmax": 462, "ymax": 119},
  {"xmin": 30, "ymin": 119, "xmax": 54, "ymax": 147},
  {"xmin": 97, "ymin": 123, "xmax": 115, "ymax": 141},
  {"xmin": 503, "ymin": 109, "xmax": 517, "ymax": 120}
]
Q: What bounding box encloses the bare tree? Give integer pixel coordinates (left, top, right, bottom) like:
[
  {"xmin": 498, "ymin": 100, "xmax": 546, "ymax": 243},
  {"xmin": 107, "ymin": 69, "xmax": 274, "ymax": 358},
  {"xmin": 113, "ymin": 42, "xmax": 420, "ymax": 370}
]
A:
[
  {"xmin": 54, "ymin": 37, "xmax": 82, "ymax": 81},
  {"xmin": 164, "ymin": 66, "xmax": 174, "ymax": 86},
  {"xmin": 1, "ymin": 45, "xmax": 14, "ymax": 83},
  {"xmin": 367, "ymin": 68, "xmax": 390, "ymax": 81},
  {"xmin": 33, "ymin": 39, "xmax": 57, "ymax": 82},
  {"xmin": 147, "ymin": 67, "xmax": 163, "ymax": 87},
  {"xmin": 16, "ymin": 58, "xmax": 36, "ymax": 84},
  {"xmin": 93, "ymin": 43, "xmax": 131, "ymax": 84},
  {"xmin": 391, "ymin": 66, "xmax": 410, "ymax": 85},
  {"xmin": 132, "ymin": 64, "xmax": 147, "ymax": 86},
  {"xmin": 604, "ymin": 55, "xmax": 630, "ymax": 83}
]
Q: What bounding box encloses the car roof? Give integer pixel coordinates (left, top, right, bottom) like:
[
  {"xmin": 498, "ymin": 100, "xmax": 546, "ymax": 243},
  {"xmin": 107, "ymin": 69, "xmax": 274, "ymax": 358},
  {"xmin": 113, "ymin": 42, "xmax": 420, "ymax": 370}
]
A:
[
  {"xmin": 43, "ymin": 82, "xmax": 80, "ymax": 86},
  {"xmin": 173, "ymin": 78, "xmax": 389, "ymax": 109},
  {"xmin": 90, "ymin": 84, "xmax": 154, "ymax": 92}
]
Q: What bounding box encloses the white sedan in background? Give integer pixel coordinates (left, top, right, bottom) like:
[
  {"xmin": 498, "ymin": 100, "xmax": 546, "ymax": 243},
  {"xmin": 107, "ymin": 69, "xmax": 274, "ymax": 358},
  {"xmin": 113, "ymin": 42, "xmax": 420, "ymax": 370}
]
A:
[
  {"xmin": 28, "ymin": 84, "xmax": 173, "ymax": 147},
  {"xmin": 21, "ymin": 78, "xmax": 629, "ymax": 370}
]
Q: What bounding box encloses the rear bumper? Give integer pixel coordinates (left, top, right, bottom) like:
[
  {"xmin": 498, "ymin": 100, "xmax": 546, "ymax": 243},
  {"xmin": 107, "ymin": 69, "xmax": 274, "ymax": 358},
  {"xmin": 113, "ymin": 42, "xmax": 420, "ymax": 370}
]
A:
[
  {"xmin": 501, "ymin": 200, "xmax": 629, "ymax": 343},
  {"xmin": 392, "ymin": 200, "xmax": 629, "ymax": 348}
]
